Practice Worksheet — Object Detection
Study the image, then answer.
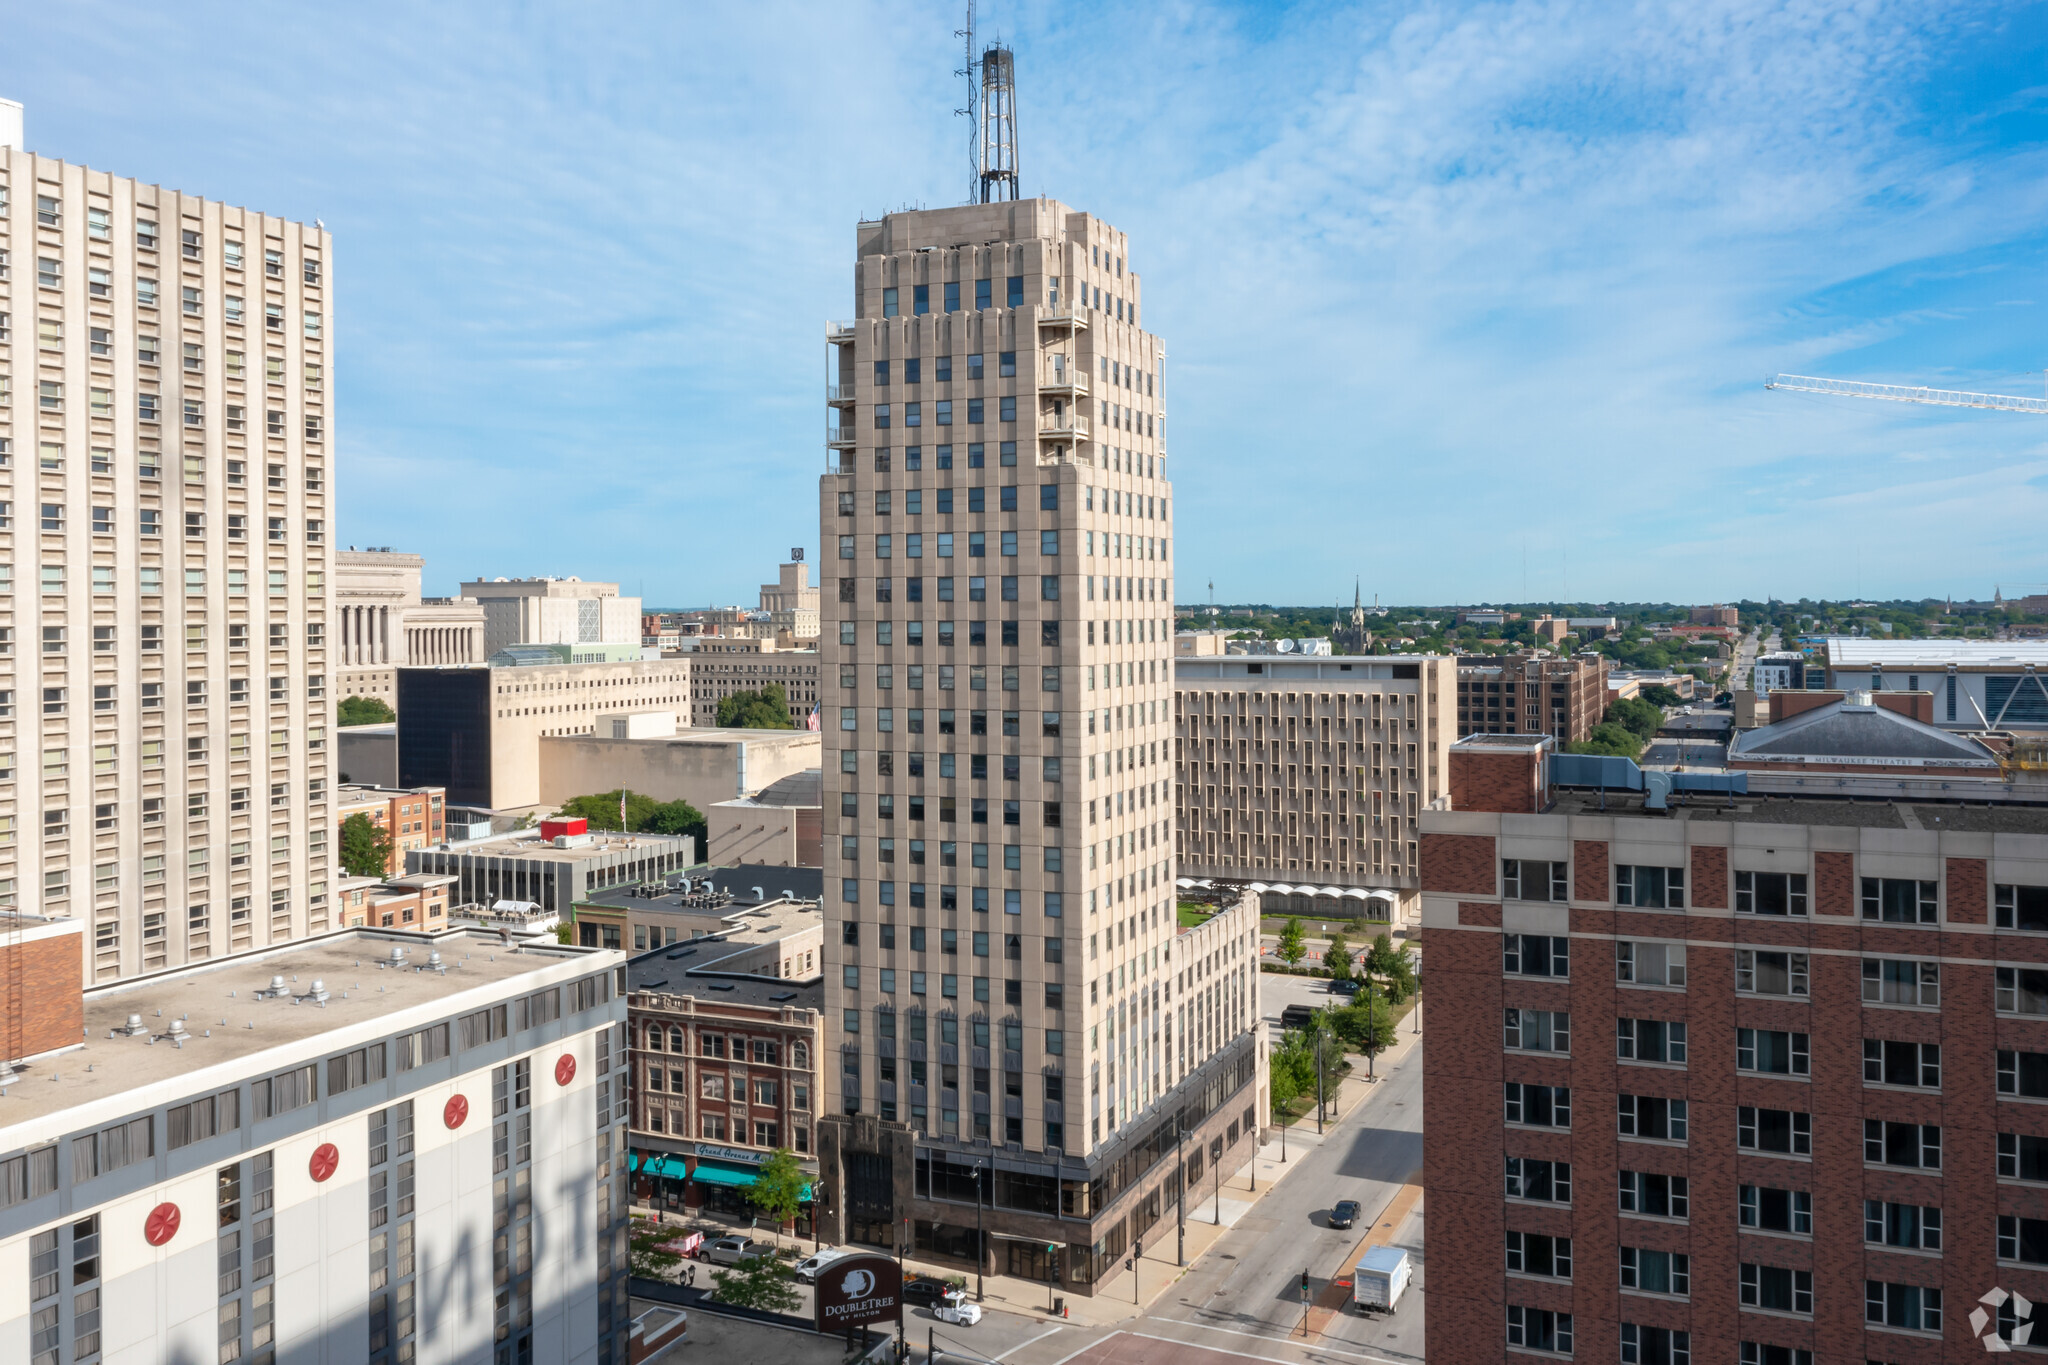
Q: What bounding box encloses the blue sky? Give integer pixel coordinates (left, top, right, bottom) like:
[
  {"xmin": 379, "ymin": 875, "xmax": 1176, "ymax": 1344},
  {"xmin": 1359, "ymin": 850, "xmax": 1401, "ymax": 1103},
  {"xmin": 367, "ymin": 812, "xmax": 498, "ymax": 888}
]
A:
[{"xmin": 8, "ymin": 0, "xmax": 2048, "ymax": 606}]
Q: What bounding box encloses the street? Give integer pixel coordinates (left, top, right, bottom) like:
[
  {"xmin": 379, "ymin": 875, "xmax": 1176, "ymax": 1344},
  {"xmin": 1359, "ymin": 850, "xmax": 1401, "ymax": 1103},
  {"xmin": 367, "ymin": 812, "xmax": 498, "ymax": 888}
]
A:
[
  {"xmin": 946, "ymin": 1034, "xmax": 1427, "ymax": 1365},
  {"xmin": 654, "ymin": 984, "xmax": 1429, "ymax": 1365}
]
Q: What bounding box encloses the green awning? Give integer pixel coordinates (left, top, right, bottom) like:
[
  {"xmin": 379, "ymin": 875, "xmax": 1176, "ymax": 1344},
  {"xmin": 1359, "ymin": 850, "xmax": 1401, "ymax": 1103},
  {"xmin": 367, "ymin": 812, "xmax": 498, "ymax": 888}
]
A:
[{"xmin": 689, "ymin": 1162, "xmax": 757, "ymax": 1189}]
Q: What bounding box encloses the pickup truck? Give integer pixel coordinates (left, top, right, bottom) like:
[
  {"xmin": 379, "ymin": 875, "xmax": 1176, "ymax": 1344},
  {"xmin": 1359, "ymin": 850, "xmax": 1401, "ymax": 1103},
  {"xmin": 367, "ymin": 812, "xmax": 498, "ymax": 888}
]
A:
[{"xmin": 705, "ymin": 1237, "xmax": 769, "ymax": 1266}]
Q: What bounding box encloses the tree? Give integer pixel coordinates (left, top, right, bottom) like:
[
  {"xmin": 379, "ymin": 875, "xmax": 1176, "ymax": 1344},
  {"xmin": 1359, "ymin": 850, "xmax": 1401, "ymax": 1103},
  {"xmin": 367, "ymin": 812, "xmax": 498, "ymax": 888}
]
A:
[
  {"xmin": 1323, "ymin": 932, "xmax": 1353, "ymax": 981},
  {"xmin": 708, "ymin": 1253, "xmax": 803, "ymax": 1313},
  {"xmin": 1276, "ymin": 918, "xmax": 1307, "ymax": 967},
  {"xmin": 716, "ymin": 683, "xmax": 797, "ymax": 730},
  {"xmin": 747, "ymin": 1148, "xmax": 808, "ymax": 1247},
  {"xmin": 1639, "ymin": 684, "xmax": 1684, "ymax": 708},
  {"xmin": 1328, "ymin": 993, "xmax": 1396, "ymax": 1053},
  {"xmin": 1366, "ymin": 933, "xmax": 1418, "ymax": 1003},
  {"xmin": 1570, "ymin": 722, "xmax": 1644, "ymax": 760},
  {"xmin": 643, "ymin": 798, "xmax": 708, "ymax": 850},
  {"xmin": 630, "ymin": 1223, "xmax": 688, "ymax": 1280},
  {"xmin": 337, "ymin": 695, "xmax": 395, "ymax": 727},
  {"xmin": 555, "ymin": 791, "xmax": 709, "ymax": 850},
  {"xmin": 1269, "ymin": 1028, "xmax": 1317, "ymax": 1115},
  {"xmin": 1605, "ymin": 696, "xmax": 1664, "ymax": 743},
  {"xmin": 338, "ymin": 812, "xmax": 395, "ymax": 878}
]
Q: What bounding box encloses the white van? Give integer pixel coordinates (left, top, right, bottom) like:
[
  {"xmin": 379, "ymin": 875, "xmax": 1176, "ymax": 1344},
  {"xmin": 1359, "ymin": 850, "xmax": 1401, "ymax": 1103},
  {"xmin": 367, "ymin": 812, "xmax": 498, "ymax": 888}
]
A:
[{"xmin": 794, "ymin": 1247, "xmax": 856, "ymax": 1285}]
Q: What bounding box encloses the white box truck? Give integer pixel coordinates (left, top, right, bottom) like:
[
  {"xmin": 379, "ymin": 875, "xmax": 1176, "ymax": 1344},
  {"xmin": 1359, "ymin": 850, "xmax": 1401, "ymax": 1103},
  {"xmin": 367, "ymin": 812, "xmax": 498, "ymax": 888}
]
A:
[{"xmin": 1353, "ymin": 1246, "xmax": 1412, "ymax": 1314}]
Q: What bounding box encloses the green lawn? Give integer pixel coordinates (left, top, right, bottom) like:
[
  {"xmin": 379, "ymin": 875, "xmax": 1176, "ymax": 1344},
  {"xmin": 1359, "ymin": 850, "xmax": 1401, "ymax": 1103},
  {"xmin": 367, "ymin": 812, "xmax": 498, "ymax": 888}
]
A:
[{"xmin": 1177, "ymin": 902, "xmax": 1214, "ymax": 928}]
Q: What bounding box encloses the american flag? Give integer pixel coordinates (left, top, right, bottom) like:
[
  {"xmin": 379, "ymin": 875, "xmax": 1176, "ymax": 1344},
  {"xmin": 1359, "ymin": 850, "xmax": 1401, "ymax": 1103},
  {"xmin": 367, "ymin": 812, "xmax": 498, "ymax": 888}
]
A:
[{"xmin": 806, "ymin": 705, "xmax": 821, "ymax": 732}]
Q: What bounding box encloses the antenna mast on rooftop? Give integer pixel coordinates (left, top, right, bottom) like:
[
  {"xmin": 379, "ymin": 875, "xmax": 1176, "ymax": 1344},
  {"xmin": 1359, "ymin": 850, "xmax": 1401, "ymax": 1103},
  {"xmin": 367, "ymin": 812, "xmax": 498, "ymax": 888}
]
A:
[
  {"xmin": 979, "ymin": 40, "xmax": 1019, "ymax": 202},
  {"xmin": 954, "ymin": 2, "xmax": 979, "ymax": 204}
]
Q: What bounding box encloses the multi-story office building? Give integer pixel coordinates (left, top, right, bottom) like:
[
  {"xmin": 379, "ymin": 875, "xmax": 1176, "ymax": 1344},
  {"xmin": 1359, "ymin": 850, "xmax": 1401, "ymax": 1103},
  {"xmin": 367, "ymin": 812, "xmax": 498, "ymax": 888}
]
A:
[
  {"xmin": 1172, "ymin": 653, "xmax": 1455, "ymax": 920},
  {"xmin": 409, "ymin": 828, "xmax": 697, "ymax": 929},
  {"xmin": 759, "ymin": 560, "xmax": 821, "ymax": 641},
  {"xmin": 1457, "ymin": 649, "xmax": 1611, "ymax": 744},
  {"xmin": 687, "ymin": 635, "xmax": 820, "ymax": 725},
  {"xmin": 814, "ymin": 200, "xmax": 1263, "ymax": 1295},
  {"xmin": 460, "ymin": 576, "xmax": 641, "ymax": 657},
  {"xmin": 393, "ymin": 656, "xmax": 693, "ymax": 810},
  {"xmin": 0, "ymin": 921, "xmax": 631, "ymax": 1365},
  {"xmin": 1423, "ymin": 721, "xmax": 2048, "ymax": 1364},
  {"xmin": 1691, "ymin": 603, "xmax": 1741, "ymax": 628},
  {"xmin": 2, "ymin": 109, "xmax": 334, "ymax": 981}
]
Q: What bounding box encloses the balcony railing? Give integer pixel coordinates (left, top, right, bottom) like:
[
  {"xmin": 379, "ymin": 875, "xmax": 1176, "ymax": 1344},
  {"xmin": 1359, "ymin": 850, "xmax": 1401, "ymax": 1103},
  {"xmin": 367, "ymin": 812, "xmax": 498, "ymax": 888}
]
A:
[
  {"xmin": 1038, "ymin": 416, "xmax": 1090, "ymax": 441},
  {"xmin": 1036, "ymin": 305, "xmax": 1086, "ymax": 329},
  {"xmin": 826, "ymin": 385, "xmax": 855, "ymax": 406},
  {"xmin": 826, "ymin": 425, "xmax": 856, "ymax": 449},
  {"xmin": 826, "ymin": 319, "xmax": 857, "ymax": 344},
  {"xmin": 1039, "ymin": 365, "xmax": 1089, "ymax": 394}
]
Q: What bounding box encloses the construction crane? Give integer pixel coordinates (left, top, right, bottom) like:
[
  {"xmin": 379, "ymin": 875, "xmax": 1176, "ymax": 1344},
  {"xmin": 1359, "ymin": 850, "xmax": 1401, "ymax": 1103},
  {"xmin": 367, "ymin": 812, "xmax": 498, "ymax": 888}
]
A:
[{"xmin": 1766, "ymin": 373, "xmax": 2048, "ymax": 414}]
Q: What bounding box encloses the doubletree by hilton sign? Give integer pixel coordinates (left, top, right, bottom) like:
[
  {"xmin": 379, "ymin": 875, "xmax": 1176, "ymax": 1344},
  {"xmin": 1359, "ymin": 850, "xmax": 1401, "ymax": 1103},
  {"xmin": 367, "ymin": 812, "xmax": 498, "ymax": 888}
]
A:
[{"xmin": 813, "ymin": 1254, "xmax": 903, "ymax": 1332}]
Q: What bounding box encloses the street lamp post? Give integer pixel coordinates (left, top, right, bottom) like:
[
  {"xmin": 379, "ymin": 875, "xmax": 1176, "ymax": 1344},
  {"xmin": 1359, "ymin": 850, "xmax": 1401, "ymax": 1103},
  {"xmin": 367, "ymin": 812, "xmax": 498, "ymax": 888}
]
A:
[
  {"xmin": 974, "ymin": 1162, "xmax": 986, "ymax": 1303},
  {"xmin": 1213, "ymin": 1143, "xmax": 1222, "ymax": 1225},
  {"xmin": 1175, "ymin": 1125, "xmax": 1186, "ymax": 1266},
  {"xmin": 1314, "ymin": 1028, "xmax": 1325, "ymax": 1136}
]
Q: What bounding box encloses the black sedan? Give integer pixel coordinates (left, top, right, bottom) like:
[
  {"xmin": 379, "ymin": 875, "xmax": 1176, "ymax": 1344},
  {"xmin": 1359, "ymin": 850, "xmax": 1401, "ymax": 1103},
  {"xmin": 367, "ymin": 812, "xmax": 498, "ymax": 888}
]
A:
[
  {"xmin": 902, "ymin": 1276, "xmax": 956, "ymax": 1306},
  {"xmin": 1329, "ymin": 1200, "xmax": 1363, "ymax": 1229}
]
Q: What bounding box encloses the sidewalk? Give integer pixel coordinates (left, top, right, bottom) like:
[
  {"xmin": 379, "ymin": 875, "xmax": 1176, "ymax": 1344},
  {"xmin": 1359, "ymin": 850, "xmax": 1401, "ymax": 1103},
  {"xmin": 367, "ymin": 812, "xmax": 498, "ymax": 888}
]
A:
[
  {"xmin": 634, "ymin": 1022, "xmax": 1426, "ymax": 1332},
  {"xmin": 912, "ymin": 1020, "xmax": 1427, "ymax": 1329}
]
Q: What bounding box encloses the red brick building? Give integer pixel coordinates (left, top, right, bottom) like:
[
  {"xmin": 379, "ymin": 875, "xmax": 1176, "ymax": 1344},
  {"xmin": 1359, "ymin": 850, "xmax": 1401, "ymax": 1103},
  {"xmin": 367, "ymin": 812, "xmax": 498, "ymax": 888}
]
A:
[
  {"xmin": 1458, "ymin": 651, "xmax": 1612, "ymax": 745},
  {"xmin": 624, "ymin": 958, "xmax": 823, "ymax": 1222},
  {"xmin": 1423, "ymin": 733, "xmax": 2048, "ymax": 1363},
  {"xmin": 337, "ymin": 781, "xmax": 447, "ymax": 875}
]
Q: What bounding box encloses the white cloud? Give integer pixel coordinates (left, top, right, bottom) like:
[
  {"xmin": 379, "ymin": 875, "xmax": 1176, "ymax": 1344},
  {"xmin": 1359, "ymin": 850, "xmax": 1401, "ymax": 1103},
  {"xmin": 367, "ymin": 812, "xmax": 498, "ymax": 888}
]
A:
[{"xmin": 4, "ymin": 0, "xmax": 2041, "ymax": 603}]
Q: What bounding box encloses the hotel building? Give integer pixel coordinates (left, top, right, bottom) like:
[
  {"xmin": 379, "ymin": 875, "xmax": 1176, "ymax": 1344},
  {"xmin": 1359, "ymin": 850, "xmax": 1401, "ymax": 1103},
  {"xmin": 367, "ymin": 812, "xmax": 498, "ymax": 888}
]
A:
[{"xmin": 2, "ymin": 105, "xmax": 334, "ymax": 981}]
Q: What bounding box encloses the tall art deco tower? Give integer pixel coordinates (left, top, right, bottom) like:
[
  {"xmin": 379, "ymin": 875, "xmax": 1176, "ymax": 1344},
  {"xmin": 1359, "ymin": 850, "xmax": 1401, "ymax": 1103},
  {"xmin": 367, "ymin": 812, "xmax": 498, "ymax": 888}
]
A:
[{"xmin": 812, "ymin": 195, "xmax": 1265, "ymax": 1293}]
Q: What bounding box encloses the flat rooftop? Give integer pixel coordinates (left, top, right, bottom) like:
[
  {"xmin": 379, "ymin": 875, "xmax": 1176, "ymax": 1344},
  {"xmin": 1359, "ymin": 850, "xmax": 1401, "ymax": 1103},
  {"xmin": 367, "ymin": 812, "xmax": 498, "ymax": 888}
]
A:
[
  {"xmin": 1547, "ymin": 790, "xmax": 2048, "ymax": 833},
  {"xmin": 432, "ymin": 831, "xmax": 693, "ymax": 865},
  {"xmin": 1173, "ymin": 655, "xmax": 1441, "ymax": 680},
  {"xmin": 1, "ymin": 928, "xmax": 614, "ymax": 1130},
  {"xmin": 625, "ymin": 950, "xmax": 824, "ymax": 1010},
  {"xmin": 1828, "ymin": 637, "xmax": 2048, "ymax": 667},
  {"xmin": 1453, "ymin": 733, "xmax": 1552, "ymax": 750}
]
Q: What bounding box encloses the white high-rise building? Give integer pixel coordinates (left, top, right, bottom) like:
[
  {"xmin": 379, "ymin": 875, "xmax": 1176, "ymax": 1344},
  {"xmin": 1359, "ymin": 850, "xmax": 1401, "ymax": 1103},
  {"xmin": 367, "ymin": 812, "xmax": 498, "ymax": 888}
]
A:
[
  {"xmin": 813, "ymin": 200, "xmax": 1264, "ymax": 1295},
  {"xmin": 2, "ymin": 107, "xmax": 335, "ymax": 980}
]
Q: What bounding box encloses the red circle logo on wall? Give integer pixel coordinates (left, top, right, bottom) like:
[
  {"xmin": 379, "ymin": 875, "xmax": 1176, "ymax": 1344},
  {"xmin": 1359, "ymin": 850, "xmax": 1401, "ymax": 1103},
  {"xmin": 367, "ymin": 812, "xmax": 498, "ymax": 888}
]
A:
[
  {"xmin": 555, "ymin": 1054, "xmax": 577, "ymax": 1086},
  {"xmin": 309, "ymin": 1143, "xmax": 341, "ymax": 1183},
  {"xmin": 144, "ymin": 1203, "xmax": 182, "ymax": 1247},
  {"xmin": 444, "ymin": 1094, "xmax": 470, "ymax": 1129}
]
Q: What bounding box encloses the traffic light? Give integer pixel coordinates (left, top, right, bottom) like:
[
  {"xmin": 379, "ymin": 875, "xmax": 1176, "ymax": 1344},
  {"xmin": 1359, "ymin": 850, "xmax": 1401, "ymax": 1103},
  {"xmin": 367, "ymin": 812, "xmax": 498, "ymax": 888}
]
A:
[
  {"xmin": 1300, "ymin": 1270, "xmax": 1311, "ymax": 1294},
  {"xmin": 1135, "ymin": 1240, "xmax": 1144, "ymax": 1260}
]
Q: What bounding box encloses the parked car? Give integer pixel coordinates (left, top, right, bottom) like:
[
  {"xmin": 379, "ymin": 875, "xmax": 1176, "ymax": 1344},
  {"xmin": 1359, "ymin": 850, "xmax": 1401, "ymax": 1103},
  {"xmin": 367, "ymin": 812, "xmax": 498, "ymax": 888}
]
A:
[
  {"xmin": 902, "ymin": 1276, "xmax": 956, "ymax": 1306},
  {"xmin": 934, "ymin": 1293, "xmax": 983, "ymax": 1326},
  {"xmin": 1328, "ymin": 978, "xmax": 1361, "ymax": 996},
  {"xmin": 706, "ymin": 1236, "xmax": 769, "ymax": 1266},
  {"xmin": 794, "ymin": 1247, "xmax": 854, "ymax": 1284},
  {"xmin": 1329, "ymin": 1200, "xmax": 1363, "ymax": 1229}
]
